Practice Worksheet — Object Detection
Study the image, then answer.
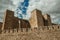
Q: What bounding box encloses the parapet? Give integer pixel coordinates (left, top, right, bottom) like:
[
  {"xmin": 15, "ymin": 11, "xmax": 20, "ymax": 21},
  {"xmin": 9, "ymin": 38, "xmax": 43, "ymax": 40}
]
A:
[{"xmin": 1, "ymin": 25, "xmax": 60, "ymax": 34}]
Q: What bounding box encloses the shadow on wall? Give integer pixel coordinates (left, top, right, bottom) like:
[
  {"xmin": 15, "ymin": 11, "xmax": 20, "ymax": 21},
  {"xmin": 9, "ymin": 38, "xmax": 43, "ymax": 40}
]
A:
[{"xmin": 1, "ymin": 25, "xmax": 60, "ymax": 34}]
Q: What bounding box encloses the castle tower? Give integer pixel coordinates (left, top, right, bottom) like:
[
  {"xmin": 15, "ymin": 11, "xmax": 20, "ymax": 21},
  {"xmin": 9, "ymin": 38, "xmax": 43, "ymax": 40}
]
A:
[
  {"xmin": 2, "ymin": 9, "xmax": 31, "ymax": 31},
  {"xmin": 43, "ymin": 14, "xmax": 52, "ymax": 26},
  {"xmin": 2, "ymin": 10, "xmax": 14, "ymax": 30},
  {"xmin": 29, "ymin": 9, "xmax": 44, "ymax": 28}
]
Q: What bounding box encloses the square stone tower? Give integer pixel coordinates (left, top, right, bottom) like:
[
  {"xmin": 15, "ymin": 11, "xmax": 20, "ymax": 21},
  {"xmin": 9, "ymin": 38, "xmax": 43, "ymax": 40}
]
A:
[
  {"xmin": 2, "ymin": 9, "xmax": 31, "ymax": 30},
  {"xmin": 2, "ymin": 10, "xmax": 14, "ymax": 30},
  {"xmin": 43, "ymin": 14, "xmax": 52, "ymax": 26},
  {"xmin": 29, "ymin": 9, "xmax": 44, "ymax": 28}
]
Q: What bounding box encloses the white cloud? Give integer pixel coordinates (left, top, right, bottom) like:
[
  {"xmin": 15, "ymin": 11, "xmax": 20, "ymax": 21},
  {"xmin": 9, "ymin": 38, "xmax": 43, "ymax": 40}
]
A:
[
  {"xmin": 27, "ymin": 0, "xmax": 56, "ymax": 13},
  {"xmin": 27, "ymin": 0, "xmax": 60, "ymax": 24},
  {"xmin": 0, "ymin": 0, "xmax": 60, "ymax": 24},
  {"xmin": 0, "ymin": 0, "xmax": 15, "ymax": 22},
  {"xmin": 11, "ymin": 0, "xmax": 24, "ymax": 5}
]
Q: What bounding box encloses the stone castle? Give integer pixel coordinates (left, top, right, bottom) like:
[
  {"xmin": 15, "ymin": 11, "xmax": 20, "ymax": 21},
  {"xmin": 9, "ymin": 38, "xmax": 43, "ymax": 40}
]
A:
[{"xmin": 0, "ymin": 9, "xmax": 60, "ymax": 40}]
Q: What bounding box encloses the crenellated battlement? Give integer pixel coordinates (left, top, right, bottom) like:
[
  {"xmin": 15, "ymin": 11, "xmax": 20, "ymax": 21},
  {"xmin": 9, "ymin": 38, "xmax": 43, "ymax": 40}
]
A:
[
  {"xmin": 0, "ymin": 8, "xmax": 60, "ymax": 40},
  {"xmin": 1, "ymin": 25, "xmax": 60, "ymax": 34},
  {"xmin": 1, "ymin": 9, "xmax": 59, "ymax": 34}
]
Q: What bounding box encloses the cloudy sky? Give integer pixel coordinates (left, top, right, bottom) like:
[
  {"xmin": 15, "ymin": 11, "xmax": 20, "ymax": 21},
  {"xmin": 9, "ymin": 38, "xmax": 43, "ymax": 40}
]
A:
[{"xmin": 0, "ymin": 0, "xmax": 60, "ymax": 24}]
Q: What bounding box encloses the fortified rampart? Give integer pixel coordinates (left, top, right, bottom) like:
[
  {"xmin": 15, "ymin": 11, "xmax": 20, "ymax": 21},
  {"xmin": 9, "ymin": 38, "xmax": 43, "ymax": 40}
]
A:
[
  {"xmin": 0, "ymin": 9, "xmax": 60, "ymax": 40},
  {"xmin": 1, "ymin": 25, "xmax": 60, "ymax": 34},
  {"xmin": 0, "ymin": 25, "xmax": 60, "ymax": 40},
  {"xmin": 2, "ymin": 10, "xmax": 31, "ymax": 31}
]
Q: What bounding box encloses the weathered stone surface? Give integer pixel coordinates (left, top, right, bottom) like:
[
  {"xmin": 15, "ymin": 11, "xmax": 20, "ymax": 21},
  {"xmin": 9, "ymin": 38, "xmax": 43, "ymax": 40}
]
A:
[
  {"xmin": 0, "ymin": 9, "xmax": 60, "ymax": 40},
  {"xmin": 0, "ymin": 27, "xmax": 60, "ymax": 40},
  {"xmin": 29, "ymin": 9, "xmax": 44, "ymax": 28},
  {"xmin": 19, "ymin": 19, "xmax": 31, "ymax": 28},
  {"xmin": 43, "ymin": 14, "xmax": 52, "ymax": 26},
  {"xmin": 2, "ymin": 10, "xmax": 14, "ymax": 30},
  {"xmin": 12, "ymin": 17, "xmax": 19, "ymax": 29},
  {"xmin": 2, "ymin": 10, "xmax": 31, "ymax": 30}
]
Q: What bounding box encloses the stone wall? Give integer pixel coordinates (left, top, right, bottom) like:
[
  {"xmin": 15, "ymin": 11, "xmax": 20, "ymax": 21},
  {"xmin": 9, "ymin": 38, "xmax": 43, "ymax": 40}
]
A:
[
  {"xmin": 1, "ymin": 25, "xmax": 60, "ymax": 33},
  {"xmin": 0, "ymin": 30, "xmax": 60, "ymax": 40},
  {"xmin": 12, "ymin": 17, "xmax": 19, "ymax": 29},
  {"xmin": 29, "ymin": 9, "xmax": 44, "ymax": 28},
  {"xmin": 2, "ymin": 10, "xmax": 14, "ymax": 30},
  {"xmin": 0, "ymin": 25, "xmax": 60, "ymax": 40},
  {"xmin": 36, "ymin": 9, "xmax": 44, "ymax": 26},
  {"xmin": 2, "ymin": 10, "xmax": 31, "ymax": 30},
  {"xmin": 19, "ymin": 19, "xmax": 31, "ymax": 28},
  {"xmin": 43, "ymin": 14, "xmax": 52, "ymax": 26},
  {"xmin": 1, "ymin": 9, "xmax": 59, "ymax": 40}
]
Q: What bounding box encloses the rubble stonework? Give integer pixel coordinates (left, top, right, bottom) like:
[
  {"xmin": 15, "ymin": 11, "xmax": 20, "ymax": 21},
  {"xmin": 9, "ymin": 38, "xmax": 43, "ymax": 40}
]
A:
[{"xmin": 0, "ymin": 9, "xmax": 60, "ymax": 40}]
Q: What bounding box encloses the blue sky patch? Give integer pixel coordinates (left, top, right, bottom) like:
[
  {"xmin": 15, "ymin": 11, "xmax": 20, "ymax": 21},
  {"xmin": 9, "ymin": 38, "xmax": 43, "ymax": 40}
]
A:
[{"xmin": 16, "ymin": 0, "xmax": 29, "ymax": 19}]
